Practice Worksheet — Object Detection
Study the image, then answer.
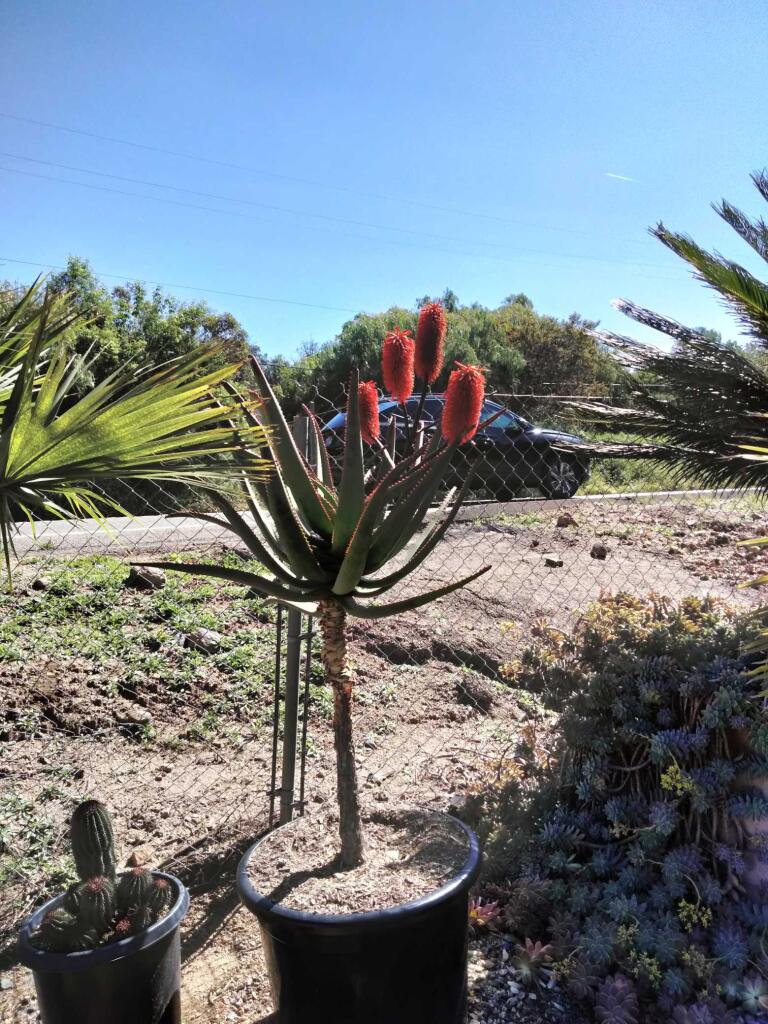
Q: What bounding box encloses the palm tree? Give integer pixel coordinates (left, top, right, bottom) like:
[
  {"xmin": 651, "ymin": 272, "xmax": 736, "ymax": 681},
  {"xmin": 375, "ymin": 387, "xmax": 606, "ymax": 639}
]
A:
[
  {"xmin": 0, "ymin": 277, "xmax": 269, "ymax": 574},
  {"xmin": 562, "ymin": 169, "xmax": 768, "ymax": 492},
  {"xmin": 560, "ymin": 168, "xmax": 768, "ymax": 676}
]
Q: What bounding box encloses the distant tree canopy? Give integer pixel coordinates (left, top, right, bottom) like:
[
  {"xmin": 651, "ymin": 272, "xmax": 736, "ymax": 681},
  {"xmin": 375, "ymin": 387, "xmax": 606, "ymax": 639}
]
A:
[
  {"xmin": 267, "ymin": 291, "xmax": 620, "ymax": 413},
  {"xmin": 0, "ymin": 257, "xmax": 262, "ymax": 391},
  {"xmin": 2, "ymin": 262, "xmax": 621, "ymax": 416}
]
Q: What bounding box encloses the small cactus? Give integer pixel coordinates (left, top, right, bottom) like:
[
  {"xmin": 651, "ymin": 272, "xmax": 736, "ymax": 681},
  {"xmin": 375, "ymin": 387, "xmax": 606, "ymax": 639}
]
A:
[
  {"xmin": 595, "ymin": 974, "xmax": 640, "ymax": 1024},
  {"xmin": 70, "ymin": 801, "xmax": 116, "ymax": 881},
  {"xmin": 148, "ymin": 876, "xmax": 174, "ymax": 917},
  {"xmin": 131, "ymin": 904, "xmax": 155, "ymax": 931},
  {"xmin": 117, "ymin": 866, "xmax": 153, "ymax": 912},
  {"xmin": 62, "ymin": 881, "xmax": 82, "ymax": 915},
  {"xmin": 33, "ymin": 908, "xmax": 78, "ymax": 953},
  {"xmin": 28, "ymin": 800, "xmax": 173, "ymax": 954},
  {"xmin": 79, "ymin": 876, "xmax": 116, "ymax": 932}
]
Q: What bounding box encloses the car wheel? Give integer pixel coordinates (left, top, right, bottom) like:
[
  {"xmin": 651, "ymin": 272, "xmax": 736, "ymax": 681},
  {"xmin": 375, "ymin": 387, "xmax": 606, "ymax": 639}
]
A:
[{"xmin": 541, "ymin": 457, "xmax": 581, "ymax": 499}]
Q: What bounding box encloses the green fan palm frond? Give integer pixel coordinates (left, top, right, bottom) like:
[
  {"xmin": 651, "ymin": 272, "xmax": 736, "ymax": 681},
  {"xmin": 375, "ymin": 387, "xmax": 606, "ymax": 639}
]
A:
[
  {"xmin": 0, "ymin": 278, "xmax": 270, "ymax": 573},
  {"xmin": 557, "ymin": 168, "xmax": 768, "ymax": 496},
  {"xmin": 557, "ymin": 166, "xmax": 768, "ymax": 685}
]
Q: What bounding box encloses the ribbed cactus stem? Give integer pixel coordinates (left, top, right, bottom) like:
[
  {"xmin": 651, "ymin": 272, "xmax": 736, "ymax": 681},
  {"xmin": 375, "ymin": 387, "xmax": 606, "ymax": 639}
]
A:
[
  {"xmin": 148, "ymin": 876, "xmax": 173, "ymax": 917},
  {"xmin": 34, "ymin": 907, "xmax": 78, "ymax": 953},
  {"xmin": 79, "ymin": 876, "xmax": 116, "ymax": 932},
  {"xmin": 132, "ymin": 904, "xmax": 155, "ymax": 931},
  {"xmin": 117, "ymin": 866, "xmax": 153, "ymax": 912},
  {"xmin": 70, "ymin": 800, "xmax": 116, "ymax": 881}
]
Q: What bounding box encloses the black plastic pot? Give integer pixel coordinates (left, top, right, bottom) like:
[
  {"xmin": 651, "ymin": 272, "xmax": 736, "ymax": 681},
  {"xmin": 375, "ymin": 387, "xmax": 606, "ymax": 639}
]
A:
[
  {"xmin": 237, "ymin": 816, "xmax": 481, "ymax": 1024},
  {"xmin": 17, "ymin": 871, "xmax": 189, "ymax": 1024}
]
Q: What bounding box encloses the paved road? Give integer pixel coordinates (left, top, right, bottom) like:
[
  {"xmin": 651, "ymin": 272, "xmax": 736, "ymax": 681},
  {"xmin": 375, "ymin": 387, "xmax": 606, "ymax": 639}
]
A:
[{"xmin": 11, "ymin": 488, "xmax": 749, "ymax": 561}]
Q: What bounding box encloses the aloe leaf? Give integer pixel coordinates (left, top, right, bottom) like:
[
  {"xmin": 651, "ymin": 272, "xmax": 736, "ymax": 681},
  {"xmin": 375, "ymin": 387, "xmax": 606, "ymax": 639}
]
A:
[
  {"xmin": 330, "ymin": 453, "xmax": 421, "ymax": 596},
  {"xmin": 135, "ymin": 560, "xmax": 322, "ymax": 600},
  {"xmin": 341, "ymin": 565, "xmax": 490, "ymax": 619},
  {"xmin": 302, "ymin": 403, "xmax": 337, "ymax": 494},
  {"xmin": 357, "ymin": 471, "xmax": 475, "ymax": 595},
  {"xmin": 204, "ymin": 492, "xmax": 298, "ymax": 585},
  {"xmin": 332, "ymin": 369, "xmax": 364, "ymax": 553},
  {"xmin": 365, "ymin": 444, "xmax": 455, "ymax": 572},
  {"xmin": 249, "ymin": 356, "xmax": 332, "ymax": 535}
]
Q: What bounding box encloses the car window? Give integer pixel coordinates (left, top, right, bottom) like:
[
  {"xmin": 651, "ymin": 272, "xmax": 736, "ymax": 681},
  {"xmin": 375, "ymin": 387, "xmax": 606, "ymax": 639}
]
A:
[
  {"xmin": 481, "ymin": 402, "xmax": 520, "ymax": 429},
  {"xmin": 404, "ymin": 397, "xmax": 437, "ymax": 423}
]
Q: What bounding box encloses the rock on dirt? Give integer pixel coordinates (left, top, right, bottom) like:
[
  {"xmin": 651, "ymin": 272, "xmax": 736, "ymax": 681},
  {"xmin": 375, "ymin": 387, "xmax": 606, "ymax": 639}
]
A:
[
  {"xmin": 126, "ymin": 845, "xmax": 154, "ymax": 867},
  {"xmin": 456, "ymin": 674, "xmax": 496, "ymax": 712},
  {"xmin": 590, "ymin": 542, "xmax": 609, "ymax": 560},
  {"xmin": 555, "ymin": 513, "xmax": 577, "ymax": 528},
  {"xmin": 543, "ymin": 554, "xmax": 564, "ymax": 568},
  {"xmin": 125, "ymin": 565, "xmax": 166, "ymax": 590},
  {"xmin": 184, "ymin": 628, "xmax": 222, "ymax": 653}
]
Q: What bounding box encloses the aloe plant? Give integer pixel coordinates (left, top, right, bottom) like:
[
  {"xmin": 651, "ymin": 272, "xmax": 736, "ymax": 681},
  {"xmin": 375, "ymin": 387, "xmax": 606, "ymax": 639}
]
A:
[
  {"xmin": 0, "ymin": 277, "xmax": 270, "ymax": 575},
  {"xmin": 141, "ymin": 352, "xmax": 490, "ymax": 866}
]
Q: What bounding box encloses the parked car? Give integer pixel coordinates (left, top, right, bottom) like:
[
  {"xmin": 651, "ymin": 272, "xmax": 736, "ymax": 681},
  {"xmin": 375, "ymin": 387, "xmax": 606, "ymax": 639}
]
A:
[{"xmin": 322, "ymin": 395, "xmax": 590, "ymax": 499}]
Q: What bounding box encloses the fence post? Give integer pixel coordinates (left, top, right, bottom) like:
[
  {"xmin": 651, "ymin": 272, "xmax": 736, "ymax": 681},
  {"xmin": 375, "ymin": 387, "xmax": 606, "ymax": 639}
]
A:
[{"xmin": 279, "ymin": 414, "xmax": 310, "ymax": 825}]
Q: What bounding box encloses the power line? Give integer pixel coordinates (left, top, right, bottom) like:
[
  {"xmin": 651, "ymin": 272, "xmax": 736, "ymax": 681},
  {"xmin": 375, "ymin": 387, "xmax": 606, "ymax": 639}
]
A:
[
  {"xmin": 0, "ymin": 150, "xmax": 665, "ymax": 258},
  {"xmin": 0, "ymin": 110, "xmax": 655, "ymax": 242},
  {"xmin": 0, "ymin": 163, "xmax": 684, "ymax": 277},
  {"xmin": 0, "ymin": 256, "xmax": 362, "ymax": 314}
]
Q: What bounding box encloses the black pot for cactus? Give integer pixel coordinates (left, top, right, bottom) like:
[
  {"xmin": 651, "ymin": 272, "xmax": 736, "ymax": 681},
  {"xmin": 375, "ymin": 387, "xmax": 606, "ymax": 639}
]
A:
[
  {"xmin": 236, "ymin": 816, "xmax": 482, "ymax": 1024},
  {"xmin": 17, "ymin": 871, "xmax": 189, "ymax": 1024}
]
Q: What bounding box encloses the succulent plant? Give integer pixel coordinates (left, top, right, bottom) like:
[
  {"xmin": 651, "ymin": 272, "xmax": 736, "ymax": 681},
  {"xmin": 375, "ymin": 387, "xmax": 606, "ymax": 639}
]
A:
[
  {"xmin": 565, "ymin": 957, "xmax": 601, "ymax": 1000},
  {"xmin": 468, "ymin": 897, "xmax": 501, "ymax": 930},
  {"xmin": 595, "ymin": 974, "xmax": 640, "ymax": 1024},
  {"xmin": 30, "ymin": 799, "xmax": 175, "ymax": 954},
  {"xmin": 79, "ymin": 876, "xmax": 116, "ymax": 932},
  {"xmin": 671, "ymin": 999, "xmax": 732, "ymax": 1024},
  {"xmin": 139, "ymin": 331, "xmax": 492, "ymax": 866},
  {"xmin": 740, "ymin": 975, "xmax": 768, "ymax": 1014},
  {"xmin": 70, "ymin": 800, "xmax": 116, "ymax": 880},
  {"xmin": 117, "ymin": 866, "xmax": 153, "ymax": 910},
  {"xmin": 510, "ymin": 938, "xmax": 553, "ymax": 989}
]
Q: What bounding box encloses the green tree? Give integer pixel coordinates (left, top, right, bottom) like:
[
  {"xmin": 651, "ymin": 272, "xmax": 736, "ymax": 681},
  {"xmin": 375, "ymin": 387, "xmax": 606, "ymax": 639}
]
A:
[{"xmin": 43, "ymin": 257, "xmax": 261, "ymax": 388}]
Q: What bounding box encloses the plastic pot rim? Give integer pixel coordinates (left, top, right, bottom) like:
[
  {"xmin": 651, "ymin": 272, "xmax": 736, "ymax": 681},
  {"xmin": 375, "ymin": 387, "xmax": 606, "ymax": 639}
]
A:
[
  {"xmin": 17, "ymin": 870, "xmax": 190, "ymax": 975},
  {"xmin": 237, "ymin": 814, "xmax": 481, "ymax": 931}
]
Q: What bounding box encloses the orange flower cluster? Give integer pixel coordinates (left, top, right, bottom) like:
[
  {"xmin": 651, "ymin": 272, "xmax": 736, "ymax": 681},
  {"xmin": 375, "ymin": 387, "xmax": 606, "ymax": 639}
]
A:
[
  {"xmin": 442, "ymin": 363, "xmax": 486, "ymax": 444},
  {"xmin": 357, "ymin": 380, "xmax": 381, "ymax": 445},
  {"xmin": 382, "ymin": 328, "xmax": 415, "ymax": 404}
]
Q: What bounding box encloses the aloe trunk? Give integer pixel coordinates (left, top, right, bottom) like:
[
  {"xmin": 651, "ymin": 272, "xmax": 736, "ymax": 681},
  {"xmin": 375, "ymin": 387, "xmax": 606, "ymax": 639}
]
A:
[{"xmin": 318, "ymin": 600, "xmax": 364, "ymax": 868}]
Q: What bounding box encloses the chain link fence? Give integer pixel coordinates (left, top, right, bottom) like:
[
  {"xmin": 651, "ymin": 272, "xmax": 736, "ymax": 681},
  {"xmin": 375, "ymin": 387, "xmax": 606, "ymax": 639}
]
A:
[{"xmin": 2, "ymin": 384, "xmax": 767, "ymax": 1023}]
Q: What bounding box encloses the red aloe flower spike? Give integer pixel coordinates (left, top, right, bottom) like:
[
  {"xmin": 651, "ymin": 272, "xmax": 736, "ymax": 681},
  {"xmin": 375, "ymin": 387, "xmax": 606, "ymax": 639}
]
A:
[
  {"xmin": 382, "ymin": 328, "xmax": 415, "ymax": 404},
  {"xmin": 442, "ymin": 363, "xmax": 486, "ymax": 444},
  {"xmin": 414, "ymin": 302, "xmax": 447, "ymax": 384},
  {"xmin": 358, "ymin": 380, "xmax": 381, "ymax": 445}
]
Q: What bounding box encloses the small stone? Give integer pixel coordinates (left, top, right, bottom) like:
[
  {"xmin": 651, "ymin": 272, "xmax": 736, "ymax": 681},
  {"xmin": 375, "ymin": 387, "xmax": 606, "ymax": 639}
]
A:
[
  {"xmin": 556, "ymin": 512, "xmax": 577, "ymax": 528},
  {"xmin": 0, "ymin": 974, "xmax": 13, "ymax": 990},
  {"xmin": 590, "ymin": 542, "xmax": 609, "ymax": 560},
  {"xmin": 126, "ymin": 565, "xmax": 166, "ymax": 590},
  {"xmin": 118, "ymin": 706, "xmax": 151, "ymax": 726},
  {"xmin": 543, "ymin": 554, "xmax": 564, "ymax": 568},
  {"xmin": 127, "ymin": 845, "xmax": 154, "ymax": 867},
  {"xmin": 184, "ymin": 628, "xmax": 222, "ymax": 654},
  {"xmin": 31, "ymin": 576, "xmax": 50, "ymax": 591}
]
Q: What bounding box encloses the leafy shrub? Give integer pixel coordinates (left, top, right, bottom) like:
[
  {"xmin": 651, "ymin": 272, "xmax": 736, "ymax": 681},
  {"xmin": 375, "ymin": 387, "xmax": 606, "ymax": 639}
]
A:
[{"xmin": 466, "ymin": 595, "xmax": 768, "ymax": 1023}]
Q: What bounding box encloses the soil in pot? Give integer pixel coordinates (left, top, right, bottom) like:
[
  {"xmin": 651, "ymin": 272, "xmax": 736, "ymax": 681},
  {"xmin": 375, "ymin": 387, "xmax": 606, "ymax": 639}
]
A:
[{"xmin": 248, "ymin": 808, "xmax": 470, "ymax": 913}]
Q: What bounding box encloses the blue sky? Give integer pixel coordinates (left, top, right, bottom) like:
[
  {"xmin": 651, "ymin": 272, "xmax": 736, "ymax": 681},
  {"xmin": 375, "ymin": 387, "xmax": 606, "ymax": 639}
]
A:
[{"xmin": 2, "ymin": 0, "xmax": 766, "ymax": 359}]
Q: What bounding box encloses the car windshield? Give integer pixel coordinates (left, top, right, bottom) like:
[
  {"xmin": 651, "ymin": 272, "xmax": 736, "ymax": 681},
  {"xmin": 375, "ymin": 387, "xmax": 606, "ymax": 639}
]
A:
[{"xmin": 481, "ymin": 402, "xmax": 520, "ymax": 429}]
